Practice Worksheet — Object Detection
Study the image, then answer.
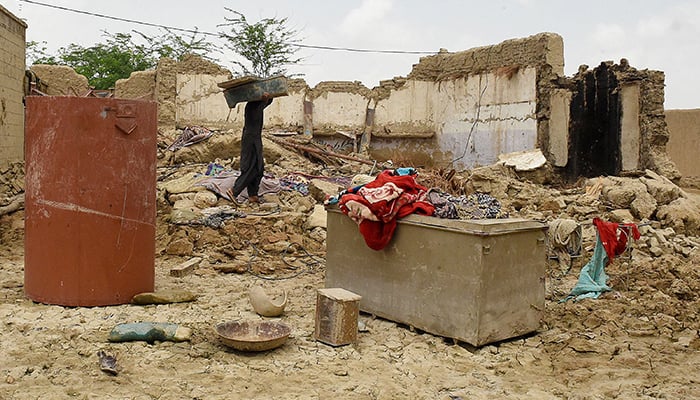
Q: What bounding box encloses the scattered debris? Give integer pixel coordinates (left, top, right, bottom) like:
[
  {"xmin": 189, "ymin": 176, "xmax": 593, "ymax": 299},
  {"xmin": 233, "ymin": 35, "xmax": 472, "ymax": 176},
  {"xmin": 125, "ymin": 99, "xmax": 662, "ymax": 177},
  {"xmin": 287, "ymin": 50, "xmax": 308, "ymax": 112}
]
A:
[
  {"xmin": 0, "ymin": 193, "xmax": 24, "ymax": 217},
  {"xmin": 270, "ymin": 136, "xmax": 376, "ymax": 166},
  {"xmin": 131, "ymin": 289, "xmax": 198, "ymax": 304},
  {"xmin": 167, "ymin": 126, "xmax": 216, "ymax": 151},
  {"xmin": 97, "ymin": 350, "xmax": 118, "ymax": 376},
  {"xmin": 497, "ymin": 148, "xmax": 547, "ymax": 171},
  {"xmin": 2, "ymin": 118, "xmax": 699, "ymax": 397},
  {"xmin": 169, "ymin": 257, "xmax": 203, "ymax": 278}
]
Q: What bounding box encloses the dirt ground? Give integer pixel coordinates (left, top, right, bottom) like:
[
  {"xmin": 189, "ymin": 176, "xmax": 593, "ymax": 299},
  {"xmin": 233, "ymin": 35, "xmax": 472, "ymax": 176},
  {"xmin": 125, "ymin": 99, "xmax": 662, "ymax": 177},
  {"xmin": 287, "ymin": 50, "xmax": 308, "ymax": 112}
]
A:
[{"xmin": 1, "ymin": 133, "xmax": 699, "ymax": 400}]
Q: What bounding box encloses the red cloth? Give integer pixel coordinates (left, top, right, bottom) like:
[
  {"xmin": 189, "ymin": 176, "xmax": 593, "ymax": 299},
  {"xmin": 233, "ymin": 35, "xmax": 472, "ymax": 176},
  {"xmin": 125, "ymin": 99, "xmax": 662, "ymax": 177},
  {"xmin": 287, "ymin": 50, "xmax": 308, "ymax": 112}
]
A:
[
  {"xmin": 339, "ymin": 170, "xmax": 435, "ymax": 250},
  {"xmin": 592, "ymin": 217, "xmax": 641, "ymax": 263}
]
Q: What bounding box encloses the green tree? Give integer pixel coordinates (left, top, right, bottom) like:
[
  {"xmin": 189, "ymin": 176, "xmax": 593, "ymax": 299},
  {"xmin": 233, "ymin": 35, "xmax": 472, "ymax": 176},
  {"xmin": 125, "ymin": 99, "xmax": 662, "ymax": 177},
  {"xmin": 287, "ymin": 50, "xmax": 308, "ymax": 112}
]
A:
[
  {"xmin": 31, "ymin": 32, "xmax": 153, "ymax": 90},
  {"xmin": 134, "ymin": 27, "xmax": 219, "ymax": 63},
  {"xmin": 218, "ymin": 9, "xmax": 303, "ymax": 77},
  {"xmin": 29, "ymin": 29, "xmax": 217, "ymax": 90},
  {"xmin": 26, "ymin": 40, "xmax": 56, "ymax": 66}
]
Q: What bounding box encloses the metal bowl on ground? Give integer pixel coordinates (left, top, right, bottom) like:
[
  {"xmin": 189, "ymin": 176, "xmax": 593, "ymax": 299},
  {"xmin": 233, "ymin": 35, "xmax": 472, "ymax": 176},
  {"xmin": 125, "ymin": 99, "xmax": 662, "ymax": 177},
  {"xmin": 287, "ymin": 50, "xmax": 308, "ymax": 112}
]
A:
[{"xmin": 215, "ymin": 320, "xmax": 291, "ymax": 352}]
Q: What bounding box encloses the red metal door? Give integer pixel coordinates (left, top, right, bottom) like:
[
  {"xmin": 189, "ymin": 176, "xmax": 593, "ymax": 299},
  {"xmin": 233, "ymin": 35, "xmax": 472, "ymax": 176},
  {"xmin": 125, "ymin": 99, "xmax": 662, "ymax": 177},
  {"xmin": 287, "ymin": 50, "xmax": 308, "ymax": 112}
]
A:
[{"xmin": 24, "ymin": 97, "xmax": 157, "ymax": 306}]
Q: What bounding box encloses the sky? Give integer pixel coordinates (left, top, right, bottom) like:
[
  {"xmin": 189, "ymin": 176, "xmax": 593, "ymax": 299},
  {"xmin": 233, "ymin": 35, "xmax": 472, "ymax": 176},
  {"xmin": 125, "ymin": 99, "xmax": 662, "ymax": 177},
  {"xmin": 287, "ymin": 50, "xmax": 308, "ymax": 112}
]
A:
[{"xmin": 4, "ymin": 0, "xmax": 700, "ymax": 109}]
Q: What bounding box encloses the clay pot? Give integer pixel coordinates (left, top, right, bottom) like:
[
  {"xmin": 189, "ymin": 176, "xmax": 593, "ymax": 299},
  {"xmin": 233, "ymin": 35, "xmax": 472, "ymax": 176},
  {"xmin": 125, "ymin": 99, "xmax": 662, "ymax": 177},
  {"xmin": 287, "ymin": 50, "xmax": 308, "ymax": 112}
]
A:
[{"xmin": 248, "ymin": 286, "xmax": 288, "ymax": 317}]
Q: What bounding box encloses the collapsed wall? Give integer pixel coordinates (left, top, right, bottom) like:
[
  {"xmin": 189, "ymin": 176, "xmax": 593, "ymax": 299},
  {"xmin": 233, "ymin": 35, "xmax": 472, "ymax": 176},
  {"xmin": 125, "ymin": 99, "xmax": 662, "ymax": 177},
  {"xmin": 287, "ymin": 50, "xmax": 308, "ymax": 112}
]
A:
[
  {"xmin": 31, "ymin": 32, "xmax": 681, "ymax": 180},
  {"xmin": 369, "ymin": 32, "xmax": 564, "ymax": 170},
  {"xmin": 122, "ymin": 33, "xmax": 564, "ymax": 171},
  {"xmin": 29, "ymin": 65, "xmax": 89, "ymax": 96},
  {"xmin": 115, "ymin": 54, "xmax": 232, "ymax": 126}
]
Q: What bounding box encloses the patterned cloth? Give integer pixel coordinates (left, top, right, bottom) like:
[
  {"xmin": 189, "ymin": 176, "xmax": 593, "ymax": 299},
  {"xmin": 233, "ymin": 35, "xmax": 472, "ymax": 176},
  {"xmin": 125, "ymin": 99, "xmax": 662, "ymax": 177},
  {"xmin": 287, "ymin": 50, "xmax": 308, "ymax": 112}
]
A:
[
  {"xmin": 279, "ymin": 174, "xmax": 310, "ymax": 196},
  {"xmin": 168, "ymin": 126, "xmax": 215, "ymax": 151},
  {"xmin": 195, "ymin": 171, "xmax": 281, "ymax": 202},
  {"xmin": 426, "ymin": 189, "xmax": 507, "ymax": 220},
  {"xmin": 338, "ymin": 170, "xmax": 434, "ymax": 250}
]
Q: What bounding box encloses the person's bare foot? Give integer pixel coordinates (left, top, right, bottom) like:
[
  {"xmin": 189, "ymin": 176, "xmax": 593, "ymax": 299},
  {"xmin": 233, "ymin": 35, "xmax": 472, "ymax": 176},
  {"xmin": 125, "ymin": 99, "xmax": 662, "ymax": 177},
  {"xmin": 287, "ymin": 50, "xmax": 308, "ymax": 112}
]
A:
[{"xmin": 248, "ymin": 195, "xmax": 259, "ymax": 204}]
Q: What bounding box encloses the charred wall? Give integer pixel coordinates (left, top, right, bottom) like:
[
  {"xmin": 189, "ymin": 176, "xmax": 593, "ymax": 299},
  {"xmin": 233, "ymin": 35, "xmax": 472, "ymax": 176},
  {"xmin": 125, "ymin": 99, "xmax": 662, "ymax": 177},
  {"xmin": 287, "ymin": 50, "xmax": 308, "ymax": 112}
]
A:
[
  {"xmin": 567, "ymin": 62, "xmax": 622, "ymax": 178},
  {"xmin": 563, "ymin": 60, "xmax": 680, "ymax": 181}
]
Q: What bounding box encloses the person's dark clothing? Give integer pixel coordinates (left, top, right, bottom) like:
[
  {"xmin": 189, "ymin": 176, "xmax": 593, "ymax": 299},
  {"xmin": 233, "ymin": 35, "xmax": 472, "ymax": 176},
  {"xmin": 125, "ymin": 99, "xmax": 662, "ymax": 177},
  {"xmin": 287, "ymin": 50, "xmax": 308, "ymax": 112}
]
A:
[{"xmin": 232, "ymin": 98, "xmax": 272, "ymax": 198}]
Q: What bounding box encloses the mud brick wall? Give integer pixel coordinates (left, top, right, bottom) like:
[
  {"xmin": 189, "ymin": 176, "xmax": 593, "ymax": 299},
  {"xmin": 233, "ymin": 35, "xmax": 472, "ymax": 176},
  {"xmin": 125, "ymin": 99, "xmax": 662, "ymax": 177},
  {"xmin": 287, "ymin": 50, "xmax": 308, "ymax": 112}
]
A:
[
  {"xmin": 108, "ymin": 33, "xmax": 682, "ymax": 178},
  {"xmin": 665, "ymin": 108, "xmax": 700, "ymax": 181},
  {"xmin": 29, "ymin": 64, "xmax": 89, "ymax": 96},
  {"xmin": 155, "ymin": 33, "xmax": 564, "ymax": 171},
  {"xmin": 0, "ymin": 5, "xmax": 27, "ymax": 167},
  {"xmin": 368, "ymin": 32, "xmax": 564, "ymax": 170},
  {"xmin": 634, "ymin": 68, "xmax": 679, "ymax": 179}
]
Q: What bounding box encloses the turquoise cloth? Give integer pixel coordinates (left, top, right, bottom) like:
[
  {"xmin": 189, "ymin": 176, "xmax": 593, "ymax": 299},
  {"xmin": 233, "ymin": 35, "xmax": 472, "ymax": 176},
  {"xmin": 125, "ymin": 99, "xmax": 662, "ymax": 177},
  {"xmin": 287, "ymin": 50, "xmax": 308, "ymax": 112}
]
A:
[
  {"xmin": 395, "ymin": 167, "xmax": 416, "ymax": 176},
  {"xmin": 562, "ymin": 236, "xmax": 611, "ymax": 302}
]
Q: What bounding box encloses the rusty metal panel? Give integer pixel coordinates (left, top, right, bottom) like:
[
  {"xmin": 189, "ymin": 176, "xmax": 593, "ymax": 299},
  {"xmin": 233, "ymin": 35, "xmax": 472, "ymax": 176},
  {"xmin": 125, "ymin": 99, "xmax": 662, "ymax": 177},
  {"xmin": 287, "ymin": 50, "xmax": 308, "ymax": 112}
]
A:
[{"xmin": 24, "ymin": 97, "xmax": 157, "ymax": 306}]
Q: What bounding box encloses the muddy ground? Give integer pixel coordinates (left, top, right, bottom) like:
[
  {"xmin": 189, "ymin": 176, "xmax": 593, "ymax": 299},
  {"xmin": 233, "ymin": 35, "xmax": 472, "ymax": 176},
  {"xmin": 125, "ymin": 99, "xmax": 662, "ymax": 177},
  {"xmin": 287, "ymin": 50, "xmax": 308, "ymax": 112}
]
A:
[{"xmin": 1, "ymin": 132, "xmax": 699, "ymax": 400}]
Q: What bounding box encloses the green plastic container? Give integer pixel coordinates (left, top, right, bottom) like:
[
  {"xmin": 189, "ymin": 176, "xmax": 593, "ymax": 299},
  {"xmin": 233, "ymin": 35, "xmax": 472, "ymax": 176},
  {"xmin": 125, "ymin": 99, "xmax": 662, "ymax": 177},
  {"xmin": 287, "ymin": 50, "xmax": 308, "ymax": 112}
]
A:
[{"xmin": 219, "ymin": 75, "xmax": 288, "ymax": 108}]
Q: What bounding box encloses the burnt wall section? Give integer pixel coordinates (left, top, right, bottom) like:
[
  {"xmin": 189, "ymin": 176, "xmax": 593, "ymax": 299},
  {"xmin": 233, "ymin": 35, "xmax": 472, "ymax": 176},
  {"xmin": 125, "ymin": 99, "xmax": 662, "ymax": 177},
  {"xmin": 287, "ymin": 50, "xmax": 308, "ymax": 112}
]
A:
[
  {"xmin": 567, "ymin": 62, "xmax": 622, "ymax": 178},
  {"xmin": 563, "ymin": 61, "xmax": 679, "ymax": 181}
]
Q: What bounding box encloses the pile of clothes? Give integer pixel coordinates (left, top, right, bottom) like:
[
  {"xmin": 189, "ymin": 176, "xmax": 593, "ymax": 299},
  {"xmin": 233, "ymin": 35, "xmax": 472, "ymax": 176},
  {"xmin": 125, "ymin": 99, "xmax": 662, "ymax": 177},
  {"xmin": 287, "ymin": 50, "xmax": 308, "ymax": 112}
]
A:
[
  {"xmin": 334, "ymin": 168, "xmax": 435, "ymax": 250},
  {"xmin": 330, "ymin": 168, "xmax": 508, "ymax": 251}
]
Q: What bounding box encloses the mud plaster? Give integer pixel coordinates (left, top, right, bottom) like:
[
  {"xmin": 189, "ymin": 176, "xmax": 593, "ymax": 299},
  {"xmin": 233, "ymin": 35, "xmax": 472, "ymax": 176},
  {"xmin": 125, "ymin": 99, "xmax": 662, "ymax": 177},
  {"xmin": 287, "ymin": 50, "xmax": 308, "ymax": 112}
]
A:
[
  {"xmin": 407, "ymin": 32, "xmax": 564, "ymax": 82},
  {"xmin": 29, "ymin": 64, "xmax": 89, "ymax": 96}
]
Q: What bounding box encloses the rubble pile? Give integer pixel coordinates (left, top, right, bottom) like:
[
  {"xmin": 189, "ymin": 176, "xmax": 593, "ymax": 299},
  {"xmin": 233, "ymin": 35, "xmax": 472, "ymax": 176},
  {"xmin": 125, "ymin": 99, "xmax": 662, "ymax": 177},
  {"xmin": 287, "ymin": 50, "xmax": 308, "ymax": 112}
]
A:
[
  {"xmin": 142, "ymin": 128, "xmax": 700, "ymax": 312},
  {"xmin": 1, "ymin": 127, "xmax": 699, "ymax": 398}
]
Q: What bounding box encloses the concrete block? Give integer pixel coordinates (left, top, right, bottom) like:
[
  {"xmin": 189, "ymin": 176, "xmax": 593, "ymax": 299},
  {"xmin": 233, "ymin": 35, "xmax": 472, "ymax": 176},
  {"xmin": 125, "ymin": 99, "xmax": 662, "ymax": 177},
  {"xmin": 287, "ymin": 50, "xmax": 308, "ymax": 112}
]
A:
[{"xmin": 314, "ymin": 288, "xmax": 362, "ymax": 346}]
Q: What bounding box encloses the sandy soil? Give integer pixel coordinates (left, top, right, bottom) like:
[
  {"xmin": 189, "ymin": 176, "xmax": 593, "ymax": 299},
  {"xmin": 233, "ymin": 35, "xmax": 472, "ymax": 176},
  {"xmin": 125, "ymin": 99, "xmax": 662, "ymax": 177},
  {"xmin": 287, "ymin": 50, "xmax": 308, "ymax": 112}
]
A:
[{"xmin": 1, "ymin": 153, "xmax": 699, "ymax": 399}]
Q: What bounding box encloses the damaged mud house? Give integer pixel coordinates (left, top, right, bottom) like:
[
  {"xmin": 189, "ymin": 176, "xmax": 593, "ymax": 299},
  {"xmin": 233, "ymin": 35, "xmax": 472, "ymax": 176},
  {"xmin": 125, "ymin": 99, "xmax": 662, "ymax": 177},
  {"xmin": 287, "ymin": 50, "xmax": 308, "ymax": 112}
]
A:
[{"xmin": 2, "ymin": 3, "xmax": 700, "ymax": 398}]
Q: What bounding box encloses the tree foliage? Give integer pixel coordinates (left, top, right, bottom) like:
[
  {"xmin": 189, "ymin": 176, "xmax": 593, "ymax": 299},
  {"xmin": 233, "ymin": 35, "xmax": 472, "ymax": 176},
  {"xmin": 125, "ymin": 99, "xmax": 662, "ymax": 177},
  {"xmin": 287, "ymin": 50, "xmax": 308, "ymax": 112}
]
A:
[
  {"xmin": 134, "ymin": 27, "xmax": 218, "ymax": 64},
  {"xmin": 26, "ymin": 40, "xmax": 55, "ymax": 66},
  {"xmin": 26, "ymin": 8, "xmax": 303, "ymax": 89},
  {"xmin": 30, "ymin": 30, "xmax": 216, "ymax": 90},
  {"xmin": 218, "ymin": 9, "xmax": 303, "ymax": 77},
  {"xmin": 67, "ymin": 33, "xmax": 149, "ymax": 90}
]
